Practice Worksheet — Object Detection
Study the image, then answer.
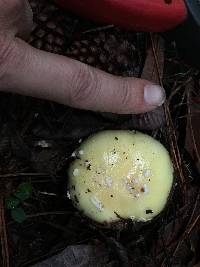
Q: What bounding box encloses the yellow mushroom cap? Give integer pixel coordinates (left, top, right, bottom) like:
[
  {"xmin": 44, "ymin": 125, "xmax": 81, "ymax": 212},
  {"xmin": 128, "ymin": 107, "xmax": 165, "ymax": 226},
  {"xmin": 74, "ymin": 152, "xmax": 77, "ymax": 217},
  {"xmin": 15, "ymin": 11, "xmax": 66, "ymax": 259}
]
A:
[{"xmin": 68, "ymin": 130, "xmax": 174, "ymax": 224}]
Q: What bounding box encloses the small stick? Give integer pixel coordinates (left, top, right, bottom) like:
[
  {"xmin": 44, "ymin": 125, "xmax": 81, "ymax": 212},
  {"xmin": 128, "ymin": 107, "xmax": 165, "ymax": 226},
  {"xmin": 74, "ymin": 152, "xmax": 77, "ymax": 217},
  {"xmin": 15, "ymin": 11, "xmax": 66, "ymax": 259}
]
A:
[
  {"xmin": 82, "ymin": 25, "xmax": 114, "ymax": 34},
  {"xmin": 0, "ymin": 199, "xmax": 10, "ymax": 267}
]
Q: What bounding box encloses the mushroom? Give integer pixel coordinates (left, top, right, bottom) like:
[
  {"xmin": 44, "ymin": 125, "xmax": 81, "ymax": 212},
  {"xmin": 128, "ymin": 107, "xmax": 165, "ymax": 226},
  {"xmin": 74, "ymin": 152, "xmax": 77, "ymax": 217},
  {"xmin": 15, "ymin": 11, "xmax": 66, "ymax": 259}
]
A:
[{"xmin": 68, "ymin": 130, "xmax": 173, "ymax": 226}]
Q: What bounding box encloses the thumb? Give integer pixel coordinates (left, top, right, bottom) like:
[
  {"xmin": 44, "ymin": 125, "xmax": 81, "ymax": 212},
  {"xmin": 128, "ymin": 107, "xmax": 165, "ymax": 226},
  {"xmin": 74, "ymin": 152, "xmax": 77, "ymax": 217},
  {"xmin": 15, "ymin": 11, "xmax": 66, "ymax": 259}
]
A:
[{"xmin": 0, "ymin": 38, "xmax": 165, "ymax": 114}]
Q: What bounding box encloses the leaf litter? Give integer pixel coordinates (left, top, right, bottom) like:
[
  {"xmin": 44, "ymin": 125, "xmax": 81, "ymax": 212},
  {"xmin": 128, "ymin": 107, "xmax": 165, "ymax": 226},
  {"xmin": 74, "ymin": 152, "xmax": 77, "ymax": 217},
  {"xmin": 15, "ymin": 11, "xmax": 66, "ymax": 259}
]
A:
[{"xmin": 0, "ymin": 0, "xmax": 199, "ymax": 266}]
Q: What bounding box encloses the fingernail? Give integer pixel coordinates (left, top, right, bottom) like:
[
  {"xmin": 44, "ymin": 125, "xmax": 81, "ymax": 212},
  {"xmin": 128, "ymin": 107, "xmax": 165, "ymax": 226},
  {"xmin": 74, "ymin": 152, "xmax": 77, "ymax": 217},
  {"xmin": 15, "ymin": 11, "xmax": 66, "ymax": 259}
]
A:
[{"xmin": 144, "ymin": 85, "xmax": 166, "ymax": 106}]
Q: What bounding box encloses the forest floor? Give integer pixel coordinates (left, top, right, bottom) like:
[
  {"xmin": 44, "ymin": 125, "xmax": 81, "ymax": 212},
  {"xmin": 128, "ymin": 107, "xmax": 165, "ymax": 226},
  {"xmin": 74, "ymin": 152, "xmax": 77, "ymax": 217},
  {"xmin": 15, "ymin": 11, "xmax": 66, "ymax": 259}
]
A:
[{"xmin": 0, "ymin": 1, "xmax": 200, "ymax": 266}]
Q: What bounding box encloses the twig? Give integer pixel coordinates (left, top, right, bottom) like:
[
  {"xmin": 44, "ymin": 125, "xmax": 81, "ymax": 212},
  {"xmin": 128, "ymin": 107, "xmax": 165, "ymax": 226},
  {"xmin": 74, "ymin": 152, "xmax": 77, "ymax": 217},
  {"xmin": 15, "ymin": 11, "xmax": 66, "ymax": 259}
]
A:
[
  {"xmin": 186, "ymin": 80, "xmax": 200, "ymax": 167},
  {"xmin": 168, "ymin": 77, "xmax": 192, "ymax": 103},
  {"xmin": 0, "ymin": 199, "xmax": 10, "ymax": 267},
  {"xmin": 161, "ymin": 193, "xmax": 200, "ymax": 267},
  {"xmin": 149, "ymin": 33, "xmax": 163, "ymax": 85},
  {"xmin": 26, "ymin": 211, "xmax": 71, "ymax": 218},
  {"xmin": 82, "ymin": 25, "xmax": 114, "ymax": 34},
  {"xmin": 150, "ymin": 33, "xmax": 186, "ymax": 190},
  {"xmin": 0, "ymin": 173, "xmax": 49, "ymax": 178}
]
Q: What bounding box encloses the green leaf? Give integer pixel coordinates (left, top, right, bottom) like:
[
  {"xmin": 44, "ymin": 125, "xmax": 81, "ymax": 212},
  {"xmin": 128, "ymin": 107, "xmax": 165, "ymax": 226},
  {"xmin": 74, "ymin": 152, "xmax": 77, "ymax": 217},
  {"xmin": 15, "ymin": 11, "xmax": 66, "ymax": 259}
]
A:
[
  {"xmin": 11, "ymin": 208, "xmax": 26, "ymax": 223},
  {"xmin": 5, "ymin": 196, "xmax": 20, "ymax": 210},
  {"xmin": 14, "ymin": 182, "xmax": 33, "ymax": 201}
]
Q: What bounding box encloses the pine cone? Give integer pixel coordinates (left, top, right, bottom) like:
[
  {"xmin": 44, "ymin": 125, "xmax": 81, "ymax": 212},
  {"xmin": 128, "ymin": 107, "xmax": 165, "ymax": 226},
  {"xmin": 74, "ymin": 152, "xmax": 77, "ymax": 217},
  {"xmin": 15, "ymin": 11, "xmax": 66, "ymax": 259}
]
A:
[
  {"xmin": 29, "ymin": 0, "xmax": 76, "ymax": 54},
  {"xmin": 66, "ymin": 29, "xmax": 140, "ymax": 76},
  {"xmin": 29, "ymin": 0, "xmax": 142, "ymax": 76}
]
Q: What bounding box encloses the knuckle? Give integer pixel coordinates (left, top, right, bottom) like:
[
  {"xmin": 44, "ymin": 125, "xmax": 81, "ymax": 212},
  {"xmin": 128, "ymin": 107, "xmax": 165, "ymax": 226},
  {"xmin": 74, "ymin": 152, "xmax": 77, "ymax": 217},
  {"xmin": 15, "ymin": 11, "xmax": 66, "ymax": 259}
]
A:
[
  {"xmin": 70, "ymin": 64, "xmax": 99, "ymax": 105},
  {"xmin": 120, "ymin": 80, "xmax": 132, "ymax": 107}
]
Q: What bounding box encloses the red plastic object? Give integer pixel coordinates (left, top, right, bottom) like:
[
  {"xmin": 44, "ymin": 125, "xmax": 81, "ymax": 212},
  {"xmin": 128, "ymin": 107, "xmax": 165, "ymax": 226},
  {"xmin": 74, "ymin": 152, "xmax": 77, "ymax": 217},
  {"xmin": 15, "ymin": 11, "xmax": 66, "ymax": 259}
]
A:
[{"xmin": 56, "ymin": 0, "xmax": 187, "ymax": 32}]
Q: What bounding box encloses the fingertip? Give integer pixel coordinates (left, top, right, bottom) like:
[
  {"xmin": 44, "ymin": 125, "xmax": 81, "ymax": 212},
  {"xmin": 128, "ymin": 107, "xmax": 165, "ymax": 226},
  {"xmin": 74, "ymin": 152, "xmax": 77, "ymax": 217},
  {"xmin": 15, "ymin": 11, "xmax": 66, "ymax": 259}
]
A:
[
  {"xmin": 144, "ymin": 84, "xmax": 166, "ymax": 107},
  {"xmin": 110, "ymin": 77, "xmax": 166, "ymax": 114}
]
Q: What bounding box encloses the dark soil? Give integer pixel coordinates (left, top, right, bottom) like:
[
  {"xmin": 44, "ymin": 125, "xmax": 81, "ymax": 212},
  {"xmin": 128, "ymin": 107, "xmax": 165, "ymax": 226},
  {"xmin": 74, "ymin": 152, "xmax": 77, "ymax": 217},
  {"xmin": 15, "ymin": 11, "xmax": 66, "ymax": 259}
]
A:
[{"xmin": 0, "ymin": 1, "xmax": 200, "ymax": 266}]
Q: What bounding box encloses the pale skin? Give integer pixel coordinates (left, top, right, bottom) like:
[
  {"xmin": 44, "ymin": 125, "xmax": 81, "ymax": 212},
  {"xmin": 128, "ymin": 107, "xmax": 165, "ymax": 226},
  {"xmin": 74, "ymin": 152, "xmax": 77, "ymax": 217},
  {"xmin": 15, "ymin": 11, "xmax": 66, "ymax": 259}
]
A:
[{"xmin": 0, "ymin": 0, "xmax": 166, "ymax": 114}]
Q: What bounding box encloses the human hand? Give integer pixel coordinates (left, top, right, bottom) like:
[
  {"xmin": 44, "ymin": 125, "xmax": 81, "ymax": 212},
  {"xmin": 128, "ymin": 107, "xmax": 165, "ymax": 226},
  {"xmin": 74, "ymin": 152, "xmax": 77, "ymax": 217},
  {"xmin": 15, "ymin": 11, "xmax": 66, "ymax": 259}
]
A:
[{"xmin": 0, "ymin": 0, "xmax": 166, "ymax": 114}]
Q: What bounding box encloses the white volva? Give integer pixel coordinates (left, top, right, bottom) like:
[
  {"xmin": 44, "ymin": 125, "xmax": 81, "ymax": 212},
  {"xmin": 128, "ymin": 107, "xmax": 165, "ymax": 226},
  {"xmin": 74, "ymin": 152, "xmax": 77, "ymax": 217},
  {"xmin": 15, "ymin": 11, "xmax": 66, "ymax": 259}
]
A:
[{"xmin": 68, "ymin": 130, "xmax": 174, "ymax": 224}]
